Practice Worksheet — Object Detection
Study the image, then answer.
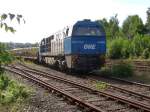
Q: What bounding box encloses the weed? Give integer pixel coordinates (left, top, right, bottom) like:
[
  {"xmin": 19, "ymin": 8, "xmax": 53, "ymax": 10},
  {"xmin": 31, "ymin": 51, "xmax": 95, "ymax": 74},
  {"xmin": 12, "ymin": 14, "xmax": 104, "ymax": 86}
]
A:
[
  {"xmin": 95, "ymin": 81, "xmax": 108, "ymax": 90},
  {"xmin": 111, "ymin": 61, "xmax": 134, "ymax": 78},
  {"xmin": 99, "ymin": 67, "xmax": 112, "ymax": 77}
]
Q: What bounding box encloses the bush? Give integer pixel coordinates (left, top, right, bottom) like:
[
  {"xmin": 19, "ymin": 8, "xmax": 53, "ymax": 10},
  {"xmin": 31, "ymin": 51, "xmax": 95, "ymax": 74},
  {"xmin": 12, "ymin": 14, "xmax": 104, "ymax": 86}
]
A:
[
  {"xmin": 99, "ymin": 67, "xmax": 112, "ymax": 77},
  {"xmin": 107, "ymin": 35, "xmax": 150, "ymax": 59},
  {"xmin": 0, "ymin": 75, "xmax": 10, "ymax": 90},
  {"xmin": 0, "ymin": 66, "xmax": 4, "ymax": 74},
  {"xmin": 142, "ymin": 48, "xmax": 150, "ymax": 59},
  {"xmin": 107, "ymin": 38, "xmax": 124, "ymax": 59},
  {"xmin": 0, "ymin": 74, "xmax": 30, "ymax": 105},
  {"xmin": 111, "ymin": 61, "xmax": 133, "ymax": 78},
  {"xmin": 0, "ymin": 43, "xmax": 14, "ymax": 74}
]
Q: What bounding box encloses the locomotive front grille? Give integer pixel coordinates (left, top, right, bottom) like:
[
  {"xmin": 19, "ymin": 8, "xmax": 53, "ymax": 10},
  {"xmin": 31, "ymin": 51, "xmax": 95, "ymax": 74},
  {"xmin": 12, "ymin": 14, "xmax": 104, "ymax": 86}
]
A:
[{"xmin": 72, "ymin": 55, "xmax": 101, "ymax": 71}]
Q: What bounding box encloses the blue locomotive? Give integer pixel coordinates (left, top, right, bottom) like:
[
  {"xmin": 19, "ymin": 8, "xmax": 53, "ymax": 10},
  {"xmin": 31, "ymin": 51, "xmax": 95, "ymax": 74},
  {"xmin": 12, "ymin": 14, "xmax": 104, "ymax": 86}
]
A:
[{"xmin": 38, "ymin": 19, "xmax": 106, "ymax": 72}]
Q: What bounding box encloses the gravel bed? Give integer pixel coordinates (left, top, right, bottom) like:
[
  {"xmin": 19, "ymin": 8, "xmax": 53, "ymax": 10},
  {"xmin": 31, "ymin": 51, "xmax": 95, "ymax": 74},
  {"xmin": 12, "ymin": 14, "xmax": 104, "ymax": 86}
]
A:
[
  {"xmin": 24, "ymin": 70, "xmax": 150, "ymax": 106},
  {"xmin": 21, "ymin": 63, "xmax": 98, "ymax": 88},
  {"xmin": 13, "ymin": 63, "xmax": 147, "ymax": 111},
  {"xmin": 24, "ymin": 63, "xmax": 150, "ymax": 95},
  {"xmin": 6, "ymin": 71, "xmax": 83, "ymax": 112}
]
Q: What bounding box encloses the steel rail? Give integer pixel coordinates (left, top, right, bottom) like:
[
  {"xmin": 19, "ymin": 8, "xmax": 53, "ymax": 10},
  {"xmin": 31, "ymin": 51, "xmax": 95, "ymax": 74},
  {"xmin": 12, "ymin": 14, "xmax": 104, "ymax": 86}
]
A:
[
  {"xmin": 14, "ymin": 64, "xmax": 150, "ymax": 100},
  {"xmin": 5, "ymin": 67, "xmax": 106, "ymax": 112},
  {"xmin": 18, "ymin": 63, "xmax": 150, "ymax": 88},
  {"xmin": 7, "ymin": 65, "xmax": 150, "ymax": 111}
]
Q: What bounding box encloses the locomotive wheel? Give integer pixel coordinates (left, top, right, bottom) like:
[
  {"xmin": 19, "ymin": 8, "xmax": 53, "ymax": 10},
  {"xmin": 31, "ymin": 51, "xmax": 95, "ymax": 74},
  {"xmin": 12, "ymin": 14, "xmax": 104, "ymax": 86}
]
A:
[
  {"xmin": 54, "ymin": 61, "xmax": 59, "ymax": 69},
  {"xmin": 58, "ymin": 61, "xmax": 63, "ymax": 71},
  {"xmin": 58, "ymin": 60, "xmax": 67, "ymax": 71},
  {"xmin": 66, "ymin": 68, "xmax": 75, "ymax": 74}
]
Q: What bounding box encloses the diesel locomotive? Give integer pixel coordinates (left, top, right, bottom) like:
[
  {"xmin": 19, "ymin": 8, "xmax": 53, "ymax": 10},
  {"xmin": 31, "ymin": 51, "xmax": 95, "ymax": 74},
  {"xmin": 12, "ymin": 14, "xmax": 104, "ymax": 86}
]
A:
[{"xmin": 38, "ymin": 19, "xmax": 106, "ymax": 72}]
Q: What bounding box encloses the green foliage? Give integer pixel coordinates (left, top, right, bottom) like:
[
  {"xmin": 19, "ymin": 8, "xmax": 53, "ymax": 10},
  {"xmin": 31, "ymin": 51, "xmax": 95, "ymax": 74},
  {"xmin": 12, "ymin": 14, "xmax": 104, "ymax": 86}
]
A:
[
  {"xmin": 130, "ymin": 34, "xmax": 150, "ymax": 58},
  {"xmin": 95, "ymin": 81, "xmax": 108, "ymax": 90},
  {"xmin": 0, "ymin": 75, "xmax": 10, "ymax": 90},
  {"xmin": 0, "ymin": 74, "xmax": 30, "ymax": 105},
  {"xmin": 98, "ymin": 14, "xmax": 150, "ymax": 59},
  {"xmin": 122, "ymin": 15, "xmax": 144, "ymax": 38},
  {"xmin": 0, "ymin": 43, "xmax": 14, "ymax": 62},
  {"xmin": 0, "ymin": 43, "xmax": 14, "ymax": 74},
  {"xmin": 111, "ymin": 61, "xmax": 133, "ymax": 78},
  {"xmin": 0, "ymin": 67, "xmax": 4, "ymax": 74},
  {"xmin": 145, "ymin": 7, "xmax": 150, "ymax": 33},
  {"xmin": 108, "ymin": 14, "xmax": 119, "ymax": 39},
  {"xmin": 97, "ymin": 11, "xmax": 150, "ymax": 59},
  {"xmin": 107, "ymin": 38, "xmax": 125, "ymax": 59},
  {"xmin": 107, "ymin": 34, "xmax": 150, "ymax": 59},
  {"xmin": 99, "ymin": 67, "xmax": 112, "ymax": 77},
  {"xmin": 0, "ymin": 13, "xmax": 25, "ymax": 33},
  {"xmin": 99, "ymin": 62, "xmax": 133, "ymax": 78},
  {"xmin": 97, "ymin": 14, "xmax": 120, "ymax": 39},
  {"xmin": 121, "ymin": 39, "xmax": 131, "ymax": 58},
  {"xmin": 142, "ymin": 48, "xmax": 150, "ymax": 59},
  {"xmin": 0, "ymin": 13, "xmax": 28, "ymax": 106}
]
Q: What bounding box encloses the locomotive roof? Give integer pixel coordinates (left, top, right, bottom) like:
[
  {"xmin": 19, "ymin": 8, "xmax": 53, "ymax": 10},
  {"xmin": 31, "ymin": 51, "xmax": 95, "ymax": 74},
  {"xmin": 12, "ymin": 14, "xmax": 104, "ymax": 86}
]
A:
[{"xmin": 74, "ymin": 19, "xmax": 102, "ymax": 27}]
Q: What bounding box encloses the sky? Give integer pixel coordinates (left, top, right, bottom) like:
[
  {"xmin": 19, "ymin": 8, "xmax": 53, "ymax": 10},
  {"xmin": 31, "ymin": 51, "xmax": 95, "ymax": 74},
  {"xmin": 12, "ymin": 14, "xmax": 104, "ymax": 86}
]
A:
[{"xmin": 0, "ymin": 0, "xmax": 150, "ymax": 43}]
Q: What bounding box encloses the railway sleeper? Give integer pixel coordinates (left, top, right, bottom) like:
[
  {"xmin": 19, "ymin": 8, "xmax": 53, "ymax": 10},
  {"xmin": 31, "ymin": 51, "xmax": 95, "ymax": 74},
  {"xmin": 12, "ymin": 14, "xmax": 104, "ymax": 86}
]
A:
[
  {"xmin": 75, "ymin": 102, "xmax": 94, "ymax": 112},
  {"xmin": 6, "ymin": 66, "xmax": 150, "ymax": 111},
  {"xmin": 86, "ymin": 97, "xmax": 106, "ymax": 102},
  {"xmin": 64, "ymin": 88, "xmax": 80, "ymax": 91}
]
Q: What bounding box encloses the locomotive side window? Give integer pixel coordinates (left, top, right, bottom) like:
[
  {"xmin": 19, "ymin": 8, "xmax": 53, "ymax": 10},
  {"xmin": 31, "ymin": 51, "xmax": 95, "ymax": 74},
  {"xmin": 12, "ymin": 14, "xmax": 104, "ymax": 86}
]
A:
[{"xmin": 72, "ymin": 27, "xmax": 104, "ymax": 36}]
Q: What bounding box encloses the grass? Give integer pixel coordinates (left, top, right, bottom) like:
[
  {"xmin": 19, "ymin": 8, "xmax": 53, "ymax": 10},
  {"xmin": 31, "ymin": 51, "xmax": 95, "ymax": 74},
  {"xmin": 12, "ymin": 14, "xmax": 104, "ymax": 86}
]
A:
[
  {"xmin": 111, "ymin": 61, "xmax": 134, "ymax": 78},
  {"xmin": 98, "ymin": 67, "xmax": 111, "ymax": 77},
  {"xmin": 99, "ymin": 61, "xmax": 134, "ymax": 78},
  {"xmin": 95, "ymin": 81, "xmax": 108, "ymax": 90},
  {"xmin": 125, "ymin": 71, "xmax": 150, "ymax": 84}
]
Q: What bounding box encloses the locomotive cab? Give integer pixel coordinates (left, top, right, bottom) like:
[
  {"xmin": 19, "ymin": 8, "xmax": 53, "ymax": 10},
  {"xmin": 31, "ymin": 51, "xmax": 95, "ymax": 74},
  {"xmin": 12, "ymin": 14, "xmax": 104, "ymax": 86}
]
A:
[{"xmin": 64, "ymin": 19, "xmax": 106, "ymax": 72}]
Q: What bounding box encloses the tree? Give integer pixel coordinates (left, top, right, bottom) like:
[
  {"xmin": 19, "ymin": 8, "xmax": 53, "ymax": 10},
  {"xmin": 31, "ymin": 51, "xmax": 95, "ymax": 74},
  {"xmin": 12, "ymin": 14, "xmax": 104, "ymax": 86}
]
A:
[
  {"xmin": 0, "ymin": 13, "xmax": 25, "ymax": 33},
  {"xmin": 0, "ymin": 13, "xmax": 25, "ymax": 73},
  {"xmin": 108, "ymin": 14, "xmax": 119, "ymax": 39},
  {"xmin": 145, "ymin": 7, "xmax": 150, "ymax": 34},
  {"xmin": 97, "ymin": 14, "xmax": 120, "ymax": 39},
  {"xmin": 122, "ymin": 15, "xmax": 144, "ymax": 38},
  {"xmin": 97, "ymin": 18, "xmax": 109, "ymax": 37}
]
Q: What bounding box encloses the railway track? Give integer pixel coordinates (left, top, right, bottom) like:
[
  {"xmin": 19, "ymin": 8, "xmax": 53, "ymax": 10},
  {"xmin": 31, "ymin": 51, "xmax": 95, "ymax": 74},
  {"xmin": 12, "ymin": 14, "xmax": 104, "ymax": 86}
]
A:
[
  {"xmin": 22, "ymin": 56, "xmax": 150, "ymax": 72},
  {"xmin": 106, "ymin": 60, "xmax": 150, "ymax": 72},
  {"xmin": 107, "ymin": 63, "xmax": 150, "ymax": 72},
  {"xmin": 5, "ymin": 66, "xmax": 104, "ymax": 112},
  {"xmin": 101, "ymin": 76, "xmax": 150, "ymax": 88},
  {"xmin": 16, "ymin": 63, "xmax": 150, "ymax": 97},
  {"xmin": 5, "ymin": 64, "xmax": 150, "ymax": 112},
  {"xmin": 133, "ymin": 60, "xmax": 150, "ymax": 72}
]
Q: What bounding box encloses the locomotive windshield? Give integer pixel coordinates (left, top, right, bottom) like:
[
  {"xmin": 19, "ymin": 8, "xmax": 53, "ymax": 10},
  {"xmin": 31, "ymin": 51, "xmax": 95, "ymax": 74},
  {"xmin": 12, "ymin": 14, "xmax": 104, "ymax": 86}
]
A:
[{"xmin": 72, "ymin": 26, "xmax": 104, "ymax": 36}]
